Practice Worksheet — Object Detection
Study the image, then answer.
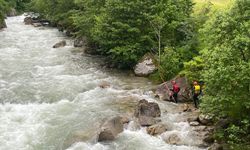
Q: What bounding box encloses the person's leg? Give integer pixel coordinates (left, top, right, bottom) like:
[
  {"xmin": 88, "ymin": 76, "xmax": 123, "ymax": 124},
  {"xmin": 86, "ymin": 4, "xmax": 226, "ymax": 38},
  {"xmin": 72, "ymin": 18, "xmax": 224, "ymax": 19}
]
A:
[
  {"xmin": 193, "ymin": 94, "xmax": 198, "ymax": 108},
  {"xmin": 174, "ymin": 93, "xmax": 178, "ymax": 103}
]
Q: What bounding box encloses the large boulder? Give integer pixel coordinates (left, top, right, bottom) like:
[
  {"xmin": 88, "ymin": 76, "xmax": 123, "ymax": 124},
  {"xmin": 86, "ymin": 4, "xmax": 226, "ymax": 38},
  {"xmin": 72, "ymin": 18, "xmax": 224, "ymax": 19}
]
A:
[
  {"xmin": 134, "ymin": 99, "xmax": 161, "ymax": 126},
  {"xmin": 134, "ymin": 54, "xmax": 157, "ymax": 77},
  {"xmin": 53, "ymin": 40, "xmax": 66, "ymax": 48},
  {"xmin": 155, "ymin": 77, "xmax": 192, "ymax": 102},
  {"xmin": 7, "ymin": 8, "xmax": 17, "ymax": 17},
  {"xmin": 134, "ymin": 99, "xmax": 161, "ymax": 118},
  {"xmin": 147, "ymin": 123, "xmax": 167, "ymax": 136},
  {"xmin": 97, "ymin": 116, "xmax": 124, "ymax": 142}
]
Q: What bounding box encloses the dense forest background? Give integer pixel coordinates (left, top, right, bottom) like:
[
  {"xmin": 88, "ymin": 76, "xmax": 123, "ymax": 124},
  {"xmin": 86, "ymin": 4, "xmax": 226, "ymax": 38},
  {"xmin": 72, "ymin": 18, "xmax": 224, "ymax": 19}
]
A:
[{"xmin": 0, "ymin": 0, "xmax": 249, "ymax": 149}]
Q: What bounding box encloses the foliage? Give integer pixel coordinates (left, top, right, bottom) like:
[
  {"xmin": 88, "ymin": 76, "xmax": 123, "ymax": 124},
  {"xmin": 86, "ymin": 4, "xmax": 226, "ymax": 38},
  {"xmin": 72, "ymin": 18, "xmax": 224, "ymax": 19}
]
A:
[{"xmin": 199, "ymin": 0, "xmax": 250, "ymax": 147}]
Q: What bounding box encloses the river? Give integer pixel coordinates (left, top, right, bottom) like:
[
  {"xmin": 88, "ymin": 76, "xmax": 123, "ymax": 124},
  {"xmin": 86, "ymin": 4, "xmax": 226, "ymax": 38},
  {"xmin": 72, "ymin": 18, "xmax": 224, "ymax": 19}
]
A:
[{"xmin": 0, "ymin": 16, "xmax": 207, "ymax": 150}]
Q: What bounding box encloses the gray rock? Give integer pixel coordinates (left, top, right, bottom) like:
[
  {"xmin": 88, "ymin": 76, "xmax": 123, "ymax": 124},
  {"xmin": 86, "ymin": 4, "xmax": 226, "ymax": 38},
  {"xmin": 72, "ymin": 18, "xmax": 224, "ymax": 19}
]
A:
[
  {"xmin": 147, "ymin": 123, "xmax": 167, "ymax": 136},
  {"xmin": 138, "ymin": 116, "xmax": 157, "ymax": 126},
  {"xmin": 134, "ymin": 54, "xmax": 157, "ymax": 76},
  {"xmin": 33, "ymin": 23, "xmax": 42, "ymax": 27},
  {"xmin": 7, "ymin": 8, "xmax": 17, "ymax": 17},
  {"xmin": 134, "ymin": 99, "xmax": 161, "ymax": 118},
  {"xmin": 190, "ymin": 121, "xmax": 200, "ymax": 126},
  {"xmin": 199, "ymin": 114, "xmax": 213, "ymax": 125},
  {"xmin": 53, "ymin": 40, "xmax": 66, "ymax": 48},
  {"xmin": 164, "ymin": 134, "xmax": 182, "ymax": 145},
  {"xmin": 98, "ymin": 116, "xmax": 124, "ymax": 142}
]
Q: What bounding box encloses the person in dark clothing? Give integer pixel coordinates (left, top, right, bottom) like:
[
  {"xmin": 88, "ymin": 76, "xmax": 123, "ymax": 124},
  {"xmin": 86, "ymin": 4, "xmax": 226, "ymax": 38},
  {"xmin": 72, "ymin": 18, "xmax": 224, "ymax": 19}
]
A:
[{"xmin": 170, "ymin": 80, "xmax": 180, "ymax": 103}]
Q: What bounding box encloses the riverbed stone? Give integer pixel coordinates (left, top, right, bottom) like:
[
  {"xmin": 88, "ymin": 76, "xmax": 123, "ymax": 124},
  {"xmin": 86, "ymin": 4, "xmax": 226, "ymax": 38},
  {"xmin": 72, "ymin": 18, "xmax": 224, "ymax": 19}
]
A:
[
  {"xmin": 53, "ymin": 40, "xmax": 66, "ymax": 48},
  {"xmin": 134, "ymin": 53, "xmax": 157, "ymax": 77},
  {"xmin": 146, "ymin": 123, "xmax": 167, "ymax": 136},
  {"xmin": 198, "ymin": 114, "xmax": 213, "ymax": 125},
  {"xmin": 164, "ymin": 134, "xmax": 182, "ymax": 145},
  {"xmin": 155, "ymin": 77, "xmax": 192, "ymax": 102},
  {"xmin": 134, "ymin": 99, "xmax": 161, "ymax": 118},
  {"xmin": 208, "ymin": 143, "xmax": 223, "ymax": 150},
  {"xmin": 190, "ymin": 121, "xmax": 200, "ymax": 126},
  {"xmin": 98, "ymin": 116, "xmax": 124, "ymax": 142}
]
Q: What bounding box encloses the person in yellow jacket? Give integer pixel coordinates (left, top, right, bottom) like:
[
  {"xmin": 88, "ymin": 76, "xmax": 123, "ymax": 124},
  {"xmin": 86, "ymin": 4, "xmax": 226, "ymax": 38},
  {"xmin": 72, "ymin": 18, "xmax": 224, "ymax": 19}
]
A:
[{"xmin": 192, "ymin": 81, "xmax": 201, "ymax": 108}]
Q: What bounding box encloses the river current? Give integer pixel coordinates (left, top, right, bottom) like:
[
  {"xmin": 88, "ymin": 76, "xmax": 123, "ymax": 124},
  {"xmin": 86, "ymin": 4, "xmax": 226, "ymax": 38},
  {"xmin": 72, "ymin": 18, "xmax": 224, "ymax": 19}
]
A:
[{"xmin": 0, "ymin": 16, "xmax": 206, "ymax": 150}]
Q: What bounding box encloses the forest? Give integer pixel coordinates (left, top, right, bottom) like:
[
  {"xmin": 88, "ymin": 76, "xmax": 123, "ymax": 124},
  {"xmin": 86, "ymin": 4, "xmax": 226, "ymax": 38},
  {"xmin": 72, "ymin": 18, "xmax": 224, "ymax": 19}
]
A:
[{"xmin": 0, "ymin": 0, "xmax": 249, "ymax": 149}]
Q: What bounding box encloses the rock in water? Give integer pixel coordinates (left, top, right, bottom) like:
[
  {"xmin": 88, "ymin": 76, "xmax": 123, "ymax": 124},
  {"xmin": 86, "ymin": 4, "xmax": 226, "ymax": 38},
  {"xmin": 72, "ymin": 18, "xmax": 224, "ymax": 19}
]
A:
[
  {"xmin": 155, "ymin": 77, "xmax": 191, "ymax": 102},
  {"xmin": 134, "ymin": 99, "xmax": 161, "ymax": 126},
  {"xmin": 53, "ymin": 40, "xmax": 66, "ymax": 48},
  {"xmin": 134, "ymin": 99, "xmax": 161, "ymax": 118},
  {"xmin": 134, "ymin": 53, "xmax": 157, "ymax": 77},
  {"xmin": 147, "ymin": 123, "xmax": 167, "ymax": 136},
  {"xmin": 164, "ymin": 134, "xmax": 181, "ymax": 145},
  {"xmin": 98, "ymin": 116, "xmax": 124, "ymax": 142}
]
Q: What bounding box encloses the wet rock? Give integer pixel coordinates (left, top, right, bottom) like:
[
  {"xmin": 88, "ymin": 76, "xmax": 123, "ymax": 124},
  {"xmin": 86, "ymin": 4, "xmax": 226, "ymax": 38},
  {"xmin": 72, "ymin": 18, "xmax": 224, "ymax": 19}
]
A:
[
  {"xmin": 134, "ymin": 53, "xmax": 157, "ymax": 77},
  {"xmin": 147, "ymin": 123, "xmax": 167, "ymax": 136},
  {"xmin": 53, "ymin": 40, "xmax": 66, "ymax": 48},
  {"xmin": 98, "ymin": 116, "xmax": 124, "ymax": 142},
  {"xmin": 190, "ymin": 121, "xmax": 200, "ymax": 126},
  {"xmin": 7, "ymin": 8, "xmax": 17, "ymax": 17},
  {"xmin": 164, "ymin": 134, "xmax": 181, "ymax": 145},
  {"xmin": 199, "ymin": 114, "xmax": 213, "ymax": 125},
  {"xmin": 33, "ymin": 23, "xmax": 42, "ymax": 27},
  {"xmin": 134, "ymin": 99, "xmax": 161, "ymax": 118},
  {"xmin": 121, "ymin": 116, "xmax": 130, "ymax": 124},
  {"xmin": 155, "ymin": 77, "xmax": 191, "ymax": 102},
  {"xmin": 208, "ymin": 143, "xmax": 223, "ymax": 150},
  {"xmin": 193, "ymin": 126, "xmax": 207, "ymax": 132},
  {"xmin": 99, "ymin": 81, "xmax": 110, "ymax": 89},
  {"xmin": 24, "ymin": 17, "xmax": 39, "ymax": 25},
  {"xmin": 138, "ymin": 116, "xmax": 157, "ymax": 127},
  {"xmin": 74, "ymin": 37, "xmax": 87, "ymax": 47},
  {"xmin": 187, "ymin": 116, "xmax": 199, "ymax": 123}
]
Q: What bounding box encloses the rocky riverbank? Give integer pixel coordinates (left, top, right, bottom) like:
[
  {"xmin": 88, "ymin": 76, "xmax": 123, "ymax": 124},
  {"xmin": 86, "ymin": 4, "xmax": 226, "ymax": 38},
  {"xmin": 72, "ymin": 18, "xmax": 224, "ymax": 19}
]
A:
[{"xmin": 21, "ymin": 14, "xmax": 223, "ymax": 150}]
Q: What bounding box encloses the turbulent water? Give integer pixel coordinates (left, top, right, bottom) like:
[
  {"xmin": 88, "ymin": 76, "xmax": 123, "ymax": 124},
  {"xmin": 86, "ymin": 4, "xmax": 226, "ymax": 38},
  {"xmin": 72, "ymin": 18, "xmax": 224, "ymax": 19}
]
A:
[{"xmin": 0, "ymin": 16, "xmax": 206, "ymax": 150}]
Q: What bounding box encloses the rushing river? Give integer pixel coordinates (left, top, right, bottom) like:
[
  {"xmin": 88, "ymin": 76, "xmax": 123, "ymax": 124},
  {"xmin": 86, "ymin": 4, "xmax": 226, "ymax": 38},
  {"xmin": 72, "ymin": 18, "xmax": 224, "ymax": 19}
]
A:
[{"xmin": 0, "ymin": 16, "xmax": 207, "ymax": 150}]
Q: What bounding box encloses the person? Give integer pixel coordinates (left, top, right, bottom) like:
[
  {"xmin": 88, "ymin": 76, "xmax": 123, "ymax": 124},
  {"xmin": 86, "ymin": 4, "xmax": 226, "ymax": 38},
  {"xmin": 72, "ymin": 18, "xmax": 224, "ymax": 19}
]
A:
[
  {"xmin": 170, "ymin": 80, "xmax": 180, "ymax": 103},
  {"xmin": 192, "ymin": 81, "xmax": 201, "ymax": 108}
]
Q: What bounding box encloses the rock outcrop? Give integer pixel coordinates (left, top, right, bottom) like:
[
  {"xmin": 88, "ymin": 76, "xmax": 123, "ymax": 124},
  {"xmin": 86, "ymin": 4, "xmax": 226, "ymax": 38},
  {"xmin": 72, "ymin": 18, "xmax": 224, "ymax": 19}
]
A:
[
  {"xmin": 53, "ymin": 40, "xmax": 66, "ymax": 48},
  {"xmin": 155, "ymin": 77, "xmax": 191, "ymax": 102},
  {"xmin": 134, "ymin": 54, "xmax": 157, "ymax": 77},
  {"xmin": 134, "ymin": 99, "xmax": 161, "ymax": 126},
  {"xmin": 98, "ymin": 116, "xmax": 124, "ymax": 142}
]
